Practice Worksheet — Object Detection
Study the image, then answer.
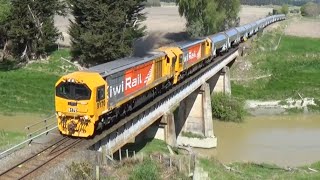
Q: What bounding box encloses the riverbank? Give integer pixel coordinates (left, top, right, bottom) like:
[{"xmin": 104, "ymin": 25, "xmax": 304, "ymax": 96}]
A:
[
  {"xmin": 201, "ymin": 158, "xmax": 320, "ymax": 179},
  {"xmin": 43, "ymin": 138, "xmax": 320, "ymax": 179},
  {"xmin": 231, "ymin": 19, "xmax": 320, "ymax": 113}
]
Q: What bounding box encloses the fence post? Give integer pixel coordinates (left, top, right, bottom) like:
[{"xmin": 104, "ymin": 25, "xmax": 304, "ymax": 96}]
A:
[
  {"xmin": 119, "ymin": 148, "xmax": 122, "ymax": 161},
  {"xmin": 95, "ymin": 165, "xmax": 100, "ymax": 180},
  {"xmin": 102, "ymin": 146, "xmax": 107, "ymax": 165},
  {"xmin": 133, "ymin": 151, "xmax": 136, "ymax": 160},
  {"xmin": 126, "ymin": 149, "xmax": 129, "ymax": 159},
  {"xmin": 188, "ymin": 155, "xmax": 191, "ymax": 174}
]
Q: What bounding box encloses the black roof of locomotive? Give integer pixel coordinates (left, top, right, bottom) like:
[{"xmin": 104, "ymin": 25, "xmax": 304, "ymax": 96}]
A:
[{"xmin": 88, "ymin": 51, "xmax": 166, "ymax": 78}]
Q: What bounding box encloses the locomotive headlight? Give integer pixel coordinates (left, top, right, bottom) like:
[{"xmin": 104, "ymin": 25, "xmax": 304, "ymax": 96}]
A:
[
  {"xmin": 84, "ymin": 115, "xmax": 89, "ymax": 120},
  {"xmin": 57, "ymin": 112, "xmax": 62, "ymax": 117}
]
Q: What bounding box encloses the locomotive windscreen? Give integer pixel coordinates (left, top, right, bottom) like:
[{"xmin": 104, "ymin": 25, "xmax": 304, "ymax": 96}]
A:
[{"xmin": 56, "ymin": 82, "xmax": 91, "ymax": 100}]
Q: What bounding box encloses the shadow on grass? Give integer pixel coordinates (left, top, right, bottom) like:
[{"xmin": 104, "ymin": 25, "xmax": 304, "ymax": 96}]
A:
[{"xmin": 0, "ymin": 60, "xmax": 20, "ymax": 71}]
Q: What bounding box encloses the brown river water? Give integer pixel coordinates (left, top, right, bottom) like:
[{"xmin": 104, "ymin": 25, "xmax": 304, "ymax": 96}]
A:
[
  {"xmin": 0, "ymin": 113, "xmax": 54, "ymax": 133},
  {"xmin": 195, "ymin": 114, "xmax": 320, "ymax": 167}
]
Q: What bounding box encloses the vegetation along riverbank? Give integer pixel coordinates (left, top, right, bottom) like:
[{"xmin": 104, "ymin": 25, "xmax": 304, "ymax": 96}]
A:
[{"xmin": 231, "ymin": 21, "xmax": 320, "ymax": 114}]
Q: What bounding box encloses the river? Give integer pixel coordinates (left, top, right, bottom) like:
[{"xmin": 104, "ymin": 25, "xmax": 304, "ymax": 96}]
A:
[
  {"xmin": 0, "ymin": 113, "xmax": 53, "ymax": 133},
  {"xmin": 195, "ymin": 114, "xmax": 320, "ymax": 167}
]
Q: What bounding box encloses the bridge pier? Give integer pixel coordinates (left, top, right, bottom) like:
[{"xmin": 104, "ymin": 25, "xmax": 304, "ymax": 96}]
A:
[
  {"xmin": 175, "ymin": 83, "xmax": 217, "ymax": 148},
  {"xmin": 212, "ymin": 66, "xmax": 231, "ymax": 95}
]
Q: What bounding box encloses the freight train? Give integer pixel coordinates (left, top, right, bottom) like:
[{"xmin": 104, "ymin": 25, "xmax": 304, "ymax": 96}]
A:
[{"xmin": 55, "ymin": 14, "xmax": 286, "ymax": 137}]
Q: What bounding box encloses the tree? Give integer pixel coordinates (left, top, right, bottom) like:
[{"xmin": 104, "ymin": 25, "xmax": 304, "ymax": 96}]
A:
[
  {"xmin": 176, "ymin": 0, "xmax": 240, "ymax": 37},
  {"xmin": 5, "ymin": 0, "xmax": 66, "ymax": 61},
  {"xmin": 301, "ymin": 2, "xmax": 320, "ymax": 17},
  {"xmin": 68, "ymin": 0, "xmax": 146, "ymax": 67},
  {"xmin": 0, "ymin": 0, "xmax": 11, "ymax": 61},
  {"xmin": 281, "ymin": 4, "xmax": 289, "ymax": 15}
]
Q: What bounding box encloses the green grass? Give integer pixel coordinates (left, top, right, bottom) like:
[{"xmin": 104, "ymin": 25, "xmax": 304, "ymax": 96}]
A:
[
  {"xmin": 0, "ymin": 49, "xmax": 76, "ymax": 114},
  {"xmin": 181, "ymin": 131, "xmax": 205, "ymax": 139},
  {"xmin": 129, "ymin": 158, "xmax": 159, "ymax": 180},
  {"xmin": 123, "ymin": 139, "xmax": 170, "ymax": 155},
  {"xmin": 200, "ymin": 158, "xmax": 320, "ymax": 180},
  {"xmin": 0, "ymin": 130, "xmax": 25, "ymax": 150},
  {"xmin": 232, "ymin": 35, "xmax": 320, "ymax": 101}
]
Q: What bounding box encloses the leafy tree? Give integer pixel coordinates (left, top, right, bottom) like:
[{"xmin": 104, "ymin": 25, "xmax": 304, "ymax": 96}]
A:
[
  {"xmin": 68, "ymin": 0, "xmax": 146, "ymax": 67},
  {"xmin": 0, "ymin": 0, "xmax": 11, "ymax": 61},
  {"xmin": 281, "ymin": 4, "xmax": 289, "ymax": 15},
  {"xmin": 176, "ymin": 0, "xmax": 240, "ymax": 37},
  {"xmin": 217, "ymin": 0, "xmax": 241, "ymax": 28},
  {"xmin": 301, "ymin": 2, "xmax": 320, "ymax": 16},
  {"xmin": 0, "ymin": 0, "xmax": 10, "ymax": 24},
  {"xmin": 5, "ymin": 0, "xmax": 66, "ymax": 61}
]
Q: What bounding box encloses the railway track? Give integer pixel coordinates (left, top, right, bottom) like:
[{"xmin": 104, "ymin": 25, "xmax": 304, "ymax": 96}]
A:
[{"xmin": 0, "ymin": 136, "xmax": 82, "ymax": 180}]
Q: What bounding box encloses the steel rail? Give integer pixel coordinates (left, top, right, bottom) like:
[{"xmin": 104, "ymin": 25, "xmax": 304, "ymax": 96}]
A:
[
  {"xmin": 0, "ymin": 126, "xmax": 58, "ymax": 159},
  {"xmin": 0, "ymin": 136, "xmax": 69, "ymax": 178},
  {"xmin": 17, "ymin": 139, "xmax": 83, "ymax": 180}
]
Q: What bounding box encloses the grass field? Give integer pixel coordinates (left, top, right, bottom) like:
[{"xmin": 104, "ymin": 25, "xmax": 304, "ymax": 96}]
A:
[
  {"xmin": 232, "ymin": 34, "xmax": 320, "ymax": 101},
  {"xmin": 201, "ymin": 158, "xmax": 320, "ymax": 179},
  {"xmin": 0, "ymin": 49, "xmax": 76, "ymax": 114}
]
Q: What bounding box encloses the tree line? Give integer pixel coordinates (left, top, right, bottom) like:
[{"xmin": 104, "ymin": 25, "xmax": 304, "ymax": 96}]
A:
[
  {"xmin": 0, "ymin": 0, "xmax": 146, "ymax": 67},
  {"xmin": 240, "ymin": 0, "xmax": 318, "ymax": 6}
]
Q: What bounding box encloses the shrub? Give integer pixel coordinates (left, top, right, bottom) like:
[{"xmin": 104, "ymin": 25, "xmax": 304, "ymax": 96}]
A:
[
  {"xmin": 281, "ymin": 4, "xmax": 289, "ymax": 15},
  {"xmin": 129, "ymin": 158, "xmax": 159, "ymax": 180},
  {"xmin": 211, "ymin": 93, "xmax": 246, "ymax": 123},
  {"xmin": 67, "ymin": 162, "xmax": 93, "ymax": 180},
  {"xmin": 301, "ymin": 2, "xmax": 320, "ymax": 17}
]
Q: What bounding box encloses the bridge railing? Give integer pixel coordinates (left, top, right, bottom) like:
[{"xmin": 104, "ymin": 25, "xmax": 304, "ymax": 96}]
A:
[
  {"xmin": 0, "ymin": 114, "xmax": 58, "ymax": 159},
  {"xmin": 25, "ymin": 115, "xmax": 56, "ymax": 139}
]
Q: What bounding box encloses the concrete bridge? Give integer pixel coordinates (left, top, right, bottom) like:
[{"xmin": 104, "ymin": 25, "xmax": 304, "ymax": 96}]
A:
[{"xmin": 92, "ymin": 49, "xmax": 239, "ymax": 155}]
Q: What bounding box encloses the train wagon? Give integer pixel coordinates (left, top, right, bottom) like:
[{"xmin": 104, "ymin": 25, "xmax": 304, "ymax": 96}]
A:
[
  {"xmin": 55, "ymin": 52, "xmax": 175, "ymax": 137},
  {"xmin": 208, "ymin": 33, "xmax": 229, "ymax": 56},
  {"xmin": 225, "ymin": 28, "xmax": 240, "ymax": 47},
  {"xmin": 235, "ymin": 26, "xmax": 247, "ymax": 42},
  {"xmin": 243, "ymin": 24, "xmax": 252, "ymax": 38}
]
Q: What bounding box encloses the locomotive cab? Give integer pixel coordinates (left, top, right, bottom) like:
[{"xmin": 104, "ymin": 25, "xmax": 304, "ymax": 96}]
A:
[{"xmin": 55, "ymin": 72, "xmax": 106, "ymax": 137}]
